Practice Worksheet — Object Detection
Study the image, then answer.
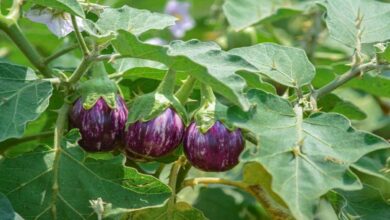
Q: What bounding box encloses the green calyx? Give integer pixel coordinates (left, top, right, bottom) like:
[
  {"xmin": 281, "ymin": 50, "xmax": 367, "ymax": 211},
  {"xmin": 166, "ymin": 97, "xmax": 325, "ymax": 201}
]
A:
[
  {"xmin": 79, "ymin": 63, "xmax": 118, "ymax": 110},
  {"xmin": 194, "ymin": 84, "xmax": 235, "ymax": 133},
  {"xmin": 127, "ymin": 69, "xmax": 188, "ymax": 124}
]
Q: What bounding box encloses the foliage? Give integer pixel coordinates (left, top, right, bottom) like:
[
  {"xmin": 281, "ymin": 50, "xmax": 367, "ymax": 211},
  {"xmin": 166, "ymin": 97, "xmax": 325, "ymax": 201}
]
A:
[{"xmin": 0, "ymin": 0, "xmax": 389, "ymax": 219}]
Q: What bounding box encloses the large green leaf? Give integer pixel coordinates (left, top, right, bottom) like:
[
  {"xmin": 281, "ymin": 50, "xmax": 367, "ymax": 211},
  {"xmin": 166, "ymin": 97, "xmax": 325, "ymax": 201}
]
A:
[
  {"xmin": 0, "ymin": 193, "xmax": 23, "ymax": 220},
  {"xmin": 130, "ymin": 202, "xmax": 207, "ymax": 220},
  {"xmin": 0, "ymin": 62, "xmax": 52, "ymax": 142},
  {"xmin": 95, "ymin": 6, "xmax": 176, "ymax": 36},
  {"xmin": 321, "ymin": 0, "xmax": 390, "ymax": 49},
  {"xmin": 229, "ymin": 43, "xmax": 315, "ymax": 88},
  {"xmin": 192, "ymin": 187, "xmax": 266, "ymax": 220},
  {"xmin": 317, "ymin": 93, "xmax": 367, "ymax": 120},
  {"xmin": 112, "ymin": 31, "xmax": 254, "ymax": 110},
  {"xmin": 0, "ymin": 130, "xmax": 171, "ymax": 219},
  {"xmin": 227, "ymin": 89, "xmax": 390, "ymax": 220},
  {"xmin": 222, "ymin": 0, "xmax": 301, "ymax": 31},
  {"xmin": 30, "ymin": 0, "xmax": 85, "ymax": 17},
  {"xmin": 346, "ymin": 74, "xmax": 390, "ymax": 98}
]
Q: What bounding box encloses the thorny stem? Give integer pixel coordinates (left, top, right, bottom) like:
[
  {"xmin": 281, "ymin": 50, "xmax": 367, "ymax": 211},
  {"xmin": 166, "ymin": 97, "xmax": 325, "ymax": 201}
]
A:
[
  {"xmin": 51, "ymin": 104, "xmax": 70, "ymax": 219},
  {"xmin": 157, "ymin": 69, "xmax": 177, "ymax": 95},
  {"xmin": 43, "ymin": 44, "xmax": 79, "ymax": 64},
  {"xmin": 175, "ymin": 75, "xmax": 197, "ymax": 104},
  {"xmin": 182, "ymin": 177, "xmax": 292, "ymax": 220},
  {"xmin": 312, "ymin": 62, "xmax": 390, "ymax": 100},
  {"xmin": 71, "ymin": 15, "xmax": 90, "ymax": 56}
]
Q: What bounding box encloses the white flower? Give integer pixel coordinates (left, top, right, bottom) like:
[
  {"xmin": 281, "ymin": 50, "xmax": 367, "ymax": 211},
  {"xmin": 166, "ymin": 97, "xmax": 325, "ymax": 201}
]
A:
[
  {"xmin": 25, "ymin": 8, "xmax": 84, "ymax": 38},
  {"xmin": 145, "ymin": 37, "xmax": 167, "ymax": 46}
]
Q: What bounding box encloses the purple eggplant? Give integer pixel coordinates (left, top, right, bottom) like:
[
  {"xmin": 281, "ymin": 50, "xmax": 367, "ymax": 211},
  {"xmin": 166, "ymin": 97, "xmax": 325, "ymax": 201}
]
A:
[
  {"xmin": 124, "ymin": 108, "xmax": 185, "ymax": 158},
  {"xmin": 183, "ymin": 121, "xmax": 244, "ymax": 172},
  {"xmin": 70, "ymin": 96, "xmax": 128, "ymax": 152}
]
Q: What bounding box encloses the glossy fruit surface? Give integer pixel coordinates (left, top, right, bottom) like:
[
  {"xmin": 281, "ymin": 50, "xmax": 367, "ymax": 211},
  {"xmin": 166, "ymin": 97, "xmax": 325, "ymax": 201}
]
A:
[
  {"xmin": 124, "ymin": 108, "xmax": 185, "ymax": 158},
  {"xmin": 70, "ymin": 96, "xmax": 128, "ymax": 152},
  {"xmin": 183, "ymin": 121, "xmax": 244, "ymax": 172}
]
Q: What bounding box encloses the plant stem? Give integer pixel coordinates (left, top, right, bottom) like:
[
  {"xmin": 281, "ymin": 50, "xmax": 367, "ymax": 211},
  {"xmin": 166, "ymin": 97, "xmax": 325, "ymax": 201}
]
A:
[
  {"xmin": 67, "ymin": 56, "xmax": 94, "ymax": 84},
  {"xmin": 167, "ymin": 156, "xmax": 186, "ymax": 216},
  {"xmin": 0, "ymin": 18, "xmax": 53, "ymax": 77},
  {"xmin": 71, "ymin": 15, "xmax": 90, "ymax": 56},
  {"xmin": 175, "ymin": 75, "xmax": 196, "ymax": 104},
  {"xmin": 44, "ymin": 44, "xmax": 78, "ymax": 64},
  {"xmin": 182, "ymin": 177, "xmax": 292, "ymax": 220},
  {"xmin": 157, "ymin": 69, "xmax": 176, "ymax": 95},
  {"xmin": 175, "ymin": 161, "xmax": 191, "ymax": 192},
  {"xmin": 153, "ymin": 163, "xmax": 165, "ymax": 178},
  {"xmin": 51, "ymin": 103, "xmax": 70, "ymax": 219},
  {"xmin": 6, "ymin": 0, "xmax": 23, "ymax": 20},
  {"xmin": 312, "ymin": 62, "xmax": 390, "ymax": 100}
]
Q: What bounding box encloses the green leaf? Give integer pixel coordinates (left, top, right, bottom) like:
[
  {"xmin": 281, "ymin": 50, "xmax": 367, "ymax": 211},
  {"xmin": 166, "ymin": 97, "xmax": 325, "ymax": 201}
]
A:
[
  {"xmin": 317, "ymin": 93, "xmax": 367, "ymax": 120},
  {"xmin": 30, "ymin": 0, "xmax": 85, "ymax": 17},
  {"xmin": 222, "ymin": 0, "xmax": 302, "ymax": 31},
  {"xmin": 243, "ymin": 162, "xmax": 287, "ymax": 209},
  {"xmin": 98, "ymin": 6, "xmax": 176, "ymax": 36},
  {"xmin": 227, "ymin": 89, "xmax": 390, "ymax": 220},
  {"xmin": 84, "ymin": 5, "xmax": 176, "ymax": 40},
  {"xmin": 321, "ymin": 0, "xmax": 390, "ymax": 49},
  {"xmin": 314, "ymin": 199, "xmax": 338, "ymax": 220},
  {"xmin": 0, "ymin": 193, "xmax": 23, "ymax": 220},
  {"xmin": 193, "ymin": 187, "xmax": 266, "ymax": 220},
  {"xmin": 0, "ymin": 130, "xmax": 171, "ymax": 219},
  {"xmin": 337, "ymin": 184, "xmax": 390, "ymax": 220},
  {"xmin": 229, "ymin": 43, "xmax": 315, "ymax": 88},
  {"xmin": 346, "ymin": 73, "xmax": 390, "ymax": 98},
  {"xmin": 0, "ymin": 62, "xmax": 52, "ymax": 142},
  {"xmin": 130, "ymin": 202, "xmax": 207, "ymax": 220},
  {"xmin": 112, "ymin": 31, "xmax": 253, "ymax": 110}
]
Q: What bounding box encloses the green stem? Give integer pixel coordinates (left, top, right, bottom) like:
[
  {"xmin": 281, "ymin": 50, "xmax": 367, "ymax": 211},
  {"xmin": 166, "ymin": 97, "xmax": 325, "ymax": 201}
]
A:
[
  {"xmin": 0, "ymin": 18, "xmax": 53, "ymax": 77},
  {"xmin": 167, "ymin": 156, "xmax": 186, "ymax": 217},
  {"xmin": 312, "ymin": 62, "xmax": 390, "ymax": 100},
  {"xmin": 51, "ymin": 103, "xmax": 70, "ymax": 219},
  {"xmin": 71, "ymin": 15, "xmax": 90, "ymax": 56},
  {"xmin": 182, "ymin": 177, "xmax": 292, "ymax": 220},
  {"xmin": 175, "ymin": 75, "xmax": 196, "ymax": 104},
  {"xmin": 157, "ymin": 69, "xmax": 176, "ymax": 95},
  {"xmin": 67, "ymin": 56, "xmax": 94, "ymax": 84},
  {"xmin": 153, "ymin": 163, "xmax": 165, "ymax": 178},
  {"xmin": 6, "ymin": 0, "xmax": 23, "ymax": 20},
  {"xmin": 44, "ymin": 44, "xmax": 78, "ymax": 65},
  {"xmin": 200, "ymin": 83, "xmax": 216, "ymax": 105},
  {"xmin": 175, "ymin": 162, "xmax": 191, "ymax": 192}
]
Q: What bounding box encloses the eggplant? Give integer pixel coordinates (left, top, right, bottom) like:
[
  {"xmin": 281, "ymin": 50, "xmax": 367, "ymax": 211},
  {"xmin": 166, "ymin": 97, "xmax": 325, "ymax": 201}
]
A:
[
  {"xmin": 70, "ymin": 95, "xmax": 128, "ymax": 152},
  {"xmin": 183, "ymin": 121, "xmax": 244, "ymax": 172},
  {"xmin": 124, "ymin": 108, "xmax": 185, "ymax": 158}
]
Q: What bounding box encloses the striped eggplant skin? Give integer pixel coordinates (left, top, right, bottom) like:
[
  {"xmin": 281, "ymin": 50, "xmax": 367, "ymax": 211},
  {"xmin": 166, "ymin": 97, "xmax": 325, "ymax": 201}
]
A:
[
  {"xmin": 124, "ymin": 108, "xmax": 185, "ymax": 158},
  {"xmin": 69, "ymin": 96, "xmax": 128, "ymax": 152},
  {"xmin": 183, "ymin": 121, "xmax": 244, "ymax": 172}
]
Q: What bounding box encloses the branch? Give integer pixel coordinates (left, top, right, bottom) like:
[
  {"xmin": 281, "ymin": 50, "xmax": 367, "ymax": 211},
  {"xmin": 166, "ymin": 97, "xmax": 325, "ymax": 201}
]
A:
[
  {"xmin": 71, "ymin": 15, "xmax": 89, "ymax": 56},
  {"xmin": 312, "ymin": 62, "xmax": 390, "ymax": 100},
  {"xmin": 182, "ymin": 177, "xmax": 292, "ymax": 220},
  {"xmin": 51, "ymin": 103, "xmax": 70, "ymax": 219},
  {"xmin": 0, "ymin": 17, "xmax": 53, "ymax": 77},
  {"xmin": 67, "ymin": 56, "xmax": 94, "ymax": 84},
  {"xmin": 175, "ymin": 75, "xmax": 196, "ymax": 104},
  {"xmin": 44, "ymin": 44, "xmax": 78, "ymax": 64},
  {"xmin": 5, "ymin": 0, "xmax": 23, "ymax": 20},
  {"xmin": 167, "ymin": 156, "xmax": 186, "ymax": 218}
]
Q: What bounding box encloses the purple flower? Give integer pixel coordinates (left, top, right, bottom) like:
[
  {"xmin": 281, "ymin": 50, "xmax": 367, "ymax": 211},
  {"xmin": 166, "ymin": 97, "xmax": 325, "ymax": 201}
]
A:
[
  {"xmin": 70, "ymin": 96, "xmax": 128, "ymax": 152},
  {"xmin": 165, "ymin": 0, "xmax": 195, "ymax": 38},
  {"xmin": 124, "ymin": 108, "xmax": 185, "ymax": 158},
  {"xmin": 184, "ymin": 121, "xmax": 244, "ymax": 172},
  {"xmin": 25, "ymin": 8, "xmax": 84, "ymax": 37}
]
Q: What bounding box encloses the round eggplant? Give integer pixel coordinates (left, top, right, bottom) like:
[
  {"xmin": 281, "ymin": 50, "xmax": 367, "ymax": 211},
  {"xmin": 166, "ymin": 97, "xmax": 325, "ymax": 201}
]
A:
[
  {"xmin": 183, "ymin": 121, "xmax": 244, "ymax": 172},
  {"xmin": 69, "ymin": 96, "xmax": 128, "ymax": 152},
  {"xmin": 124, "ymin": 108, "xmax": 185, "ymax": 158}
]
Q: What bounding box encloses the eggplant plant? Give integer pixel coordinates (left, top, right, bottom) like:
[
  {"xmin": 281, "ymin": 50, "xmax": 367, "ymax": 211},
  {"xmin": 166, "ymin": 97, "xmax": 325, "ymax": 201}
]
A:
[{"xmin": 0, "ymin": 0, "xmax": 390, "ymax": 220}]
